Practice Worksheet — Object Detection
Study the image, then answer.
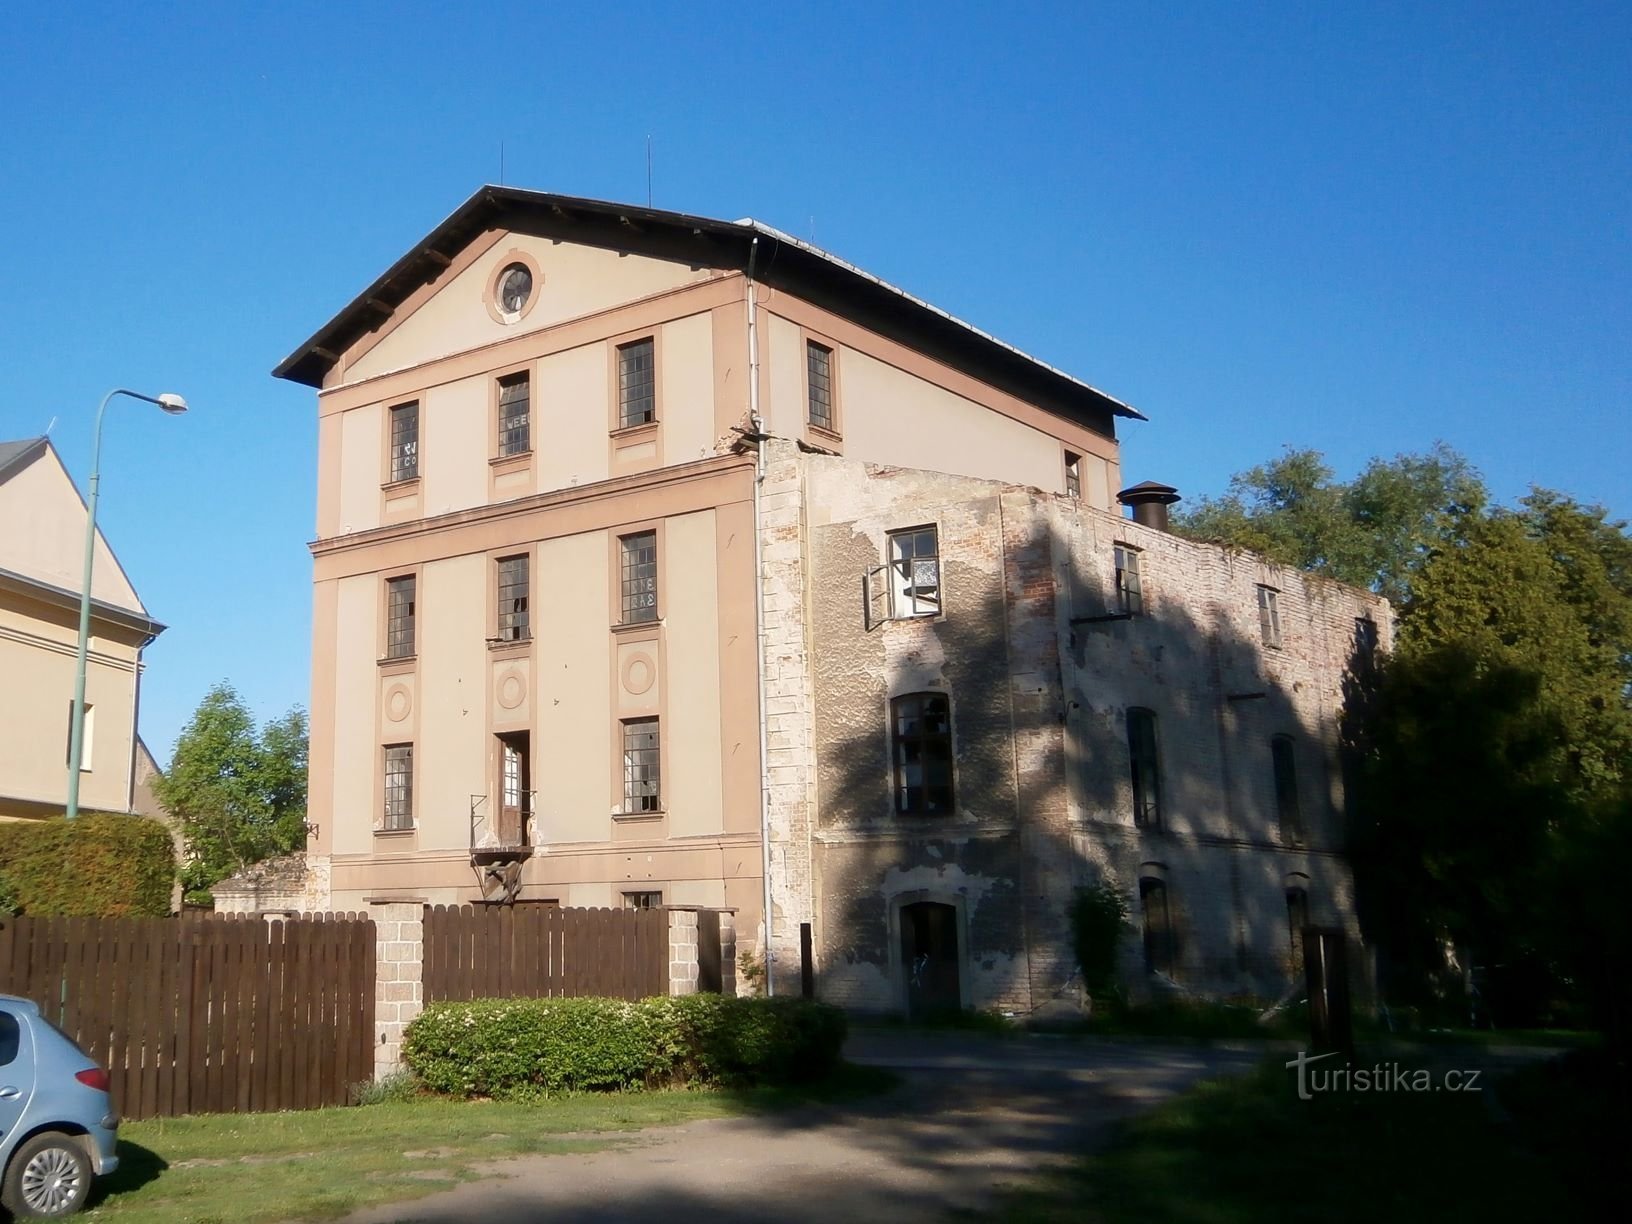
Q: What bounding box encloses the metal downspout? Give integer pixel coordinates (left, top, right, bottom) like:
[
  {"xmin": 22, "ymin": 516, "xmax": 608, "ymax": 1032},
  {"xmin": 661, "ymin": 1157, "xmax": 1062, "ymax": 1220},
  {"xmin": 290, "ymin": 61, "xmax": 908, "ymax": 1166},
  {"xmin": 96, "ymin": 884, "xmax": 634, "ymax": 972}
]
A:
[{"xmin": 747, "ymin": 236, "xmax": 775, "ymax": 995}]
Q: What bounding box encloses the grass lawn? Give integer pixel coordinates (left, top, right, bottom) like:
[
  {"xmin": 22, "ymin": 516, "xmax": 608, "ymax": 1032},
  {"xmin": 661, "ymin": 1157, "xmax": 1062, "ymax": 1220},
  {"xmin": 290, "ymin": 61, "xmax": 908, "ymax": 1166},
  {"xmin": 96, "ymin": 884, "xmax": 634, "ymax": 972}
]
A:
[
  {"xmin": 84, "ymin": 1066, "xmax": 895, "ymax": 1224},
  {"xmin": 986, "ymin": 1048, "xmax": 1627, "ymax": 1223}
]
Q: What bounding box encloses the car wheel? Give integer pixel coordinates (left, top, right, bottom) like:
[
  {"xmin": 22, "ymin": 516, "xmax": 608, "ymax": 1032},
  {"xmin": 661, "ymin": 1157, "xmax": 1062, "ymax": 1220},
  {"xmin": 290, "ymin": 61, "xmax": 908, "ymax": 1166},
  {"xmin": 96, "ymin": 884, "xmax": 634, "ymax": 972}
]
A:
[{"xmin": 1, "ymin": 1132, "xmax": 93, "ymax": 1218}]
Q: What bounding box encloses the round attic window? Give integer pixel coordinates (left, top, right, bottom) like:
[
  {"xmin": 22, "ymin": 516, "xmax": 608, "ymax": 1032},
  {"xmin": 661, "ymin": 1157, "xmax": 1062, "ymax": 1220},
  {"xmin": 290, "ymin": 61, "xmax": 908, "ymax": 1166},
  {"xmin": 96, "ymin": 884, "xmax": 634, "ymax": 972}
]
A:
[{"xmin": 496, "ymin": 263, "xmax": 533, "ymax": 316}]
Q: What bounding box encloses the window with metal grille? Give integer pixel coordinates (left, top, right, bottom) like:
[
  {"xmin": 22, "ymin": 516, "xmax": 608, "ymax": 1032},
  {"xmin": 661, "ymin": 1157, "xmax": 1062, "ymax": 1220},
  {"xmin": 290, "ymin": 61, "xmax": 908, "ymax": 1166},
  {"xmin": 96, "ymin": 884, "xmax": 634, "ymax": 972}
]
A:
[
  {"xmin": 1065, "ymin": 452, "xmax": 1081, "ymax": 499},
  {"xmin": 1115, "ymin": 545, "xmax": 1143, "ymax": 616},
  {"xmin": 383, "ymin": 744, "xmax": 413, "ymax": 830},
  {"xmin": 622, "ymin": 718, "xmax": 661, "ymax": 813},
  {"xmin": 806, "ymin": 340, "xmax": 834, "ymax": 431},
  {"xmin": 1127, "ymin": 707, "xmax": 1161, "ymax": 829},
  {"xmin": 385, "ymin": 575, "xmax": 416, "ymax": 659},
  {"xmin": 1140, "ymin": 877, "xmax": 1175, "ymax": 976},
  {"xmin": 617, "ymin": 338, "xmax": 656, "ymax": 428},
  {"xmin": 887, "ymin": 526, "xmax": 940, "ymax": 618},
  {"xmin": 891, "ymin": 692, "xmax": 954, "ymax": 815},
  {"xmin": 1257, "ymin": 585, "xmax": 1282, "ymax": 648},
  {"xmin": 1272, "ymin": 735, "xmax": 1304, "ymax": 843},
  {"xmin": 496, "ymin": 555, "xmax": 530, "ymax": 642},
  {"xmin": 389, "ymin": 402, "xmax": 419, "ymax": 483},
  {"xmin": 620, "ymin": 531, "xmax": 658, "ymax": 624},
  {"xmin": 497, "ymin": 372, "xmax": 530, "ymax": 456},
  {"xmin": 623, "ymin": 891, "xmax": 663, "ymax": 909}
]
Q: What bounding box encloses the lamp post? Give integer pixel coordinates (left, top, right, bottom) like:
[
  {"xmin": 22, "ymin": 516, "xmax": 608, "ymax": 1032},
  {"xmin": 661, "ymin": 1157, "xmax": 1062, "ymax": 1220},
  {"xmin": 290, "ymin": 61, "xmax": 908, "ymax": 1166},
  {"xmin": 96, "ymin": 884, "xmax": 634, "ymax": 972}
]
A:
[{"xmin": 65, "ymin": 388, "xmax": 187, "ymax": 821}]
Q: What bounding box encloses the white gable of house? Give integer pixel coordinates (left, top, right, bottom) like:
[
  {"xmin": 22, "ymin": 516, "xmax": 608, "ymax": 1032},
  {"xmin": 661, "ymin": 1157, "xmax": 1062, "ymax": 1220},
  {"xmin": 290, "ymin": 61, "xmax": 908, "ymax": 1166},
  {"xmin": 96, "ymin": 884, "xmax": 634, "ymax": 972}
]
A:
[
  {"xmin": 340, "ymin": 231, "xmax": 715, "ymax": 385},
  {"xmin": 0, "ymin": 443, "xmax": 147, "ymax": 614}
]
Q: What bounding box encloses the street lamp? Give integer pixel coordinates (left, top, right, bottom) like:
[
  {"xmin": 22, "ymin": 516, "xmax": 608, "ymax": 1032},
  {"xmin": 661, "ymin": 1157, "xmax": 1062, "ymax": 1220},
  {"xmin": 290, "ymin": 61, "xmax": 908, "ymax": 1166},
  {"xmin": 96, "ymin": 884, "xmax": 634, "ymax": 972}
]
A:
[{"xmin": 65, "ymin": 388, "xmax": 187, "ymax": 820}]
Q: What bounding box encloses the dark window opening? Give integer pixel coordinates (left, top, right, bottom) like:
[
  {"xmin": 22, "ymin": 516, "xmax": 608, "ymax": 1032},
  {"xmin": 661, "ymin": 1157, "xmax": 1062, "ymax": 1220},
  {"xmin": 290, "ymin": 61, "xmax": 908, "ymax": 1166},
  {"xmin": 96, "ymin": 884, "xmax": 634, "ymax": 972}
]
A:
[
  {"xmin": 1141, "ymin": 877, "xmax": 1175, "ymax": 976},
  {"xmin": 383, "ymin": 744, "xmax": 414, "ymax": 830},
  {"xmin": 1065, "ymin": 452, "xmax": 1081, "ymax": 499},
  {"xmin": 496, "ymin": 732, "xmax": 531, "ymax": 848},
  {"xmin": 1272, "ymin": 735, "xmax": 1304, "ymax": 844},
  {"xmin": 806, "ymin": 340, "xmax": 834, "ymax": 431},
  {"xmin": 1115, "ymin": 544, "xmax": 1143, "ymax": 616},
  {"xmin": 892, "ymin": 692, "xmax": 954, "ymax": 815},
  {"xmin": 623, "ymin": 891, "xmax": 663, "ymax": 909},
  {"xmin": 1127, "ymin": 707, "xmax": 1162, "ymax": 829},
  {"xmin": 1258, "ymin": 585, "xmax": 1282, "ymax": 648},
  {"xmin": 497, "ymin": 555, "xmax": 530, "ymax": 642},
  {"xmin": 620, "ymin": 531, "xmax": 658, "ymax": 624},
  {"xmin": 385, "ymin": 575, "xmax": 416, "ymax": 659},
  {"xmin": 389, "ymin": 402, "xmax": 419, "ymax": 483},
  {"xmin": 498, "ymin": 372, "xmax": 530, "ymax": 456}
]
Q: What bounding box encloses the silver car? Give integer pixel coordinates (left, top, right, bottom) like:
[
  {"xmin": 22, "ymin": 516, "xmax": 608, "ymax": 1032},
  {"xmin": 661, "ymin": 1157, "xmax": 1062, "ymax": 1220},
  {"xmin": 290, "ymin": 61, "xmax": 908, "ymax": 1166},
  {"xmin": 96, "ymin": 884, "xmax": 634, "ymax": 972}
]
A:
[{"xmin": 0, "ymin": 995, "xmax": 119, "ymax": 1218}]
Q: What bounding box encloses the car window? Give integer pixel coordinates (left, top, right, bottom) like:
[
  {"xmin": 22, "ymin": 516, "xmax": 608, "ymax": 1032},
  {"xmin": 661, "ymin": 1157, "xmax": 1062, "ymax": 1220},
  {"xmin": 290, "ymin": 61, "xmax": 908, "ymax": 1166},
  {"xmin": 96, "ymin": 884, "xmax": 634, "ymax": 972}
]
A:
[{"xmin": 0, "ymin": 1011, "xmax": 19, "ymax": 1068}]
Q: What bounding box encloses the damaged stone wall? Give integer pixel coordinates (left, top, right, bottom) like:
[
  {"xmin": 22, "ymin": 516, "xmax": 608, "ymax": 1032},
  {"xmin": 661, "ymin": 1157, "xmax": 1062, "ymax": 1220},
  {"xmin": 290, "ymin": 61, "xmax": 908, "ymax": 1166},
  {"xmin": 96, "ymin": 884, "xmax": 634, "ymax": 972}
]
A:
[{"xmin": 763, "ymin": 438, "xmax": 1391, "ymax": 1015}]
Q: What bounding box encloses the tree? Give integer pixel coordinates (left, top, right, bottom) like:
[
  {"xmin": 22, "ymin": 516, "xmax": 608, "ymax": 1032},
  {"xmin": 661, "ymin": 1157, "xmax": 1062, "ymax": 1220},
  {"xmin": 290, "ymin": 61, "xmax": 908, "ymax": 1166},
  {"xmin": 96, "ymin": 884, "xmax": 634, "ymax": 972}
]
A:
[
  {"xmin": 1174, "ymin": 443, "xmax": 1486, "ymax": 604},
  {"xmin": 153, "ymin": 683, "xmax": 309, "ymax": 904},
  {"xmin": 1346, "ymin": 491, "xmax": 1632, "ymax": 1022}
]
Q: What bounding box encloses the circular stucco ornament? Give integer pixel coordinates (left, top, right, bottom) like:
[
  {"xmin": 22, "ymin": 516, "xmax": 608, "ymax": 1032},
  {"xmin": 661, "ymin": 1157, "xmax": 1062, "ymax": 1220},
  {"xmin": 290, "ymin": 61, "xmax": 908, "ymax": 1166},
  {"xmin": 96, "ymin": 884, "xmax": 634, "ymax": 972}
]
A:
[
  {"xmin": 497, "ymin": 670, "xmax": 527, "ymax": 710},
  {"xmin": 385, "ymin": 684, "xmax": 412, "ymax": 723},
  {"xmin": 622, "ymin": 652, "xmax": 656, "ymax": 696}
]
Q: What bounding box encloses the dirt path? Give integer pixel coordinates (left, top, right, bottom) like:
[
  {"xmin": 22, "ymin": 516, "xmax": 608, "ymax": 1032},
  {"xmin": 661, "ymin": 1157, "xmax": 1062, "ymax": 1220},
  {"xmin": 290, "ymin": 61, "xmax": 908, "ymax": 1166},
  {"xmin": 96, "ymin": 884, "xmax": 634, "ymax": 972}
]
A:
[{"xmin": 331, "ymin": 1032, "xmax": 1264, "ymax": 1224}]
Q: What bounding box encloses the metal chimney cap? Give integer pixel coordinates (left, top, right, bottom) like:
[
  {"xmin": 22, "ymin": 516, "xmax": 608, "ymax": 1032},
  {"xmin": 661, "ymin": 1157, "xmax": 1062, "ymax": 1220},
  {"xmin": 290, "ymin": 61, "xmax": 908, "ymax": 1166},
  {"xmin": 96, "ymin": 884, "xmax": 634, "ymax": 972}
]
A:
[{"xmin": 1116, "ymin": 481, "xmax": 1182, "ymax": 508}]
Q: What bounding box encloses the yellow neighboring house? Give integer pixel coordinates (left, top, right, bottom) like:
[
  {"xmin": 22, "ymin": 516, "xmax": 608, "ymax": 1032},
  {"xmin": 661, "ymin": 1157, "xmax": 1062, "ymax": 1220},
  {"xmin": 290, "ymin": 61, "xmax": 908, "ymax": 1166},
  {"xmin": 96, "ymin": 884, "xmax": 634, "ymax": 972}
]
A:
[{"xmin": 0, "ymin": 436, "xmax": 167, "ymax": 822}]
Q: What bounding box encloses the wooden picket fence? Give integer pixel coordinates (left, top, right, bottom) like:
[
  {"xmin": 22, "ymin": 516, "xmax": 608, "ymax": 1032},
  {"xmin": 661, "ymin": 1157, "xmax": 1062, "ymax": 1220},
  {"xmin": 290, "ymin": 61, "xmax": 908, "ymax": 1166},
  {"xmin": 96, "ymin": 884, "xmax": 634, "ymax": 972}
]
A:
[
  {"xmin": 423, "ymin": 904, "xmax": 667, "ymax": 1002},
  {"xmin": 0, "ymin": 913, "xmax": 375, "ymax": 1120}
]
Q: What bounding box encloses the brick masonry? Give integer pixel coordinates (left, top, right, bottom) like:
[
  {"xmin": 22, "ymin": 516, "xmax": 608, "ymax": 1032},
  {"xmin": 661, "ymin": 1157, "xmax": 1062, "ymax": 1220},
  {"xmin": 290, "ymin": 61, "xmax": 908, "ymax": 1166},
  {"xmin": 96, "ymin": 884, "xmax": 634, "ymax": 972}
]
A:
[
  {"xmin": 760, "ymin": 439, "xmax": 1391, "ymax": 1016},
  {"xmin": 371, "ymin": 902, "xmax": 424, "ymax": 1077}
]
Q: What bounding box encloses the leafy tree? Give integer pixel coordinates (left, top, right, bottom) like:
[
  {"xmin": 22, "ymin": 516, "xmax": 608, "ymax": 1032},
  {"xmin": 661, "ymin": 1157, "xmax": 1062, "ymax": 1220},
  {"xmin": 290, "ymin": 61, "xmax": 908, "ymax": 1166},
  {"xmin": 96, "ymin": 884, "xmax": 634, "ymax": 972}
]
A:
[
  {"xmin": 1175, "ymin": 443, "xmax": 1486, "ymax": 604},
  {"xmin": 153, "ymin": 683, "xmax": 308, "ymax": 905}
]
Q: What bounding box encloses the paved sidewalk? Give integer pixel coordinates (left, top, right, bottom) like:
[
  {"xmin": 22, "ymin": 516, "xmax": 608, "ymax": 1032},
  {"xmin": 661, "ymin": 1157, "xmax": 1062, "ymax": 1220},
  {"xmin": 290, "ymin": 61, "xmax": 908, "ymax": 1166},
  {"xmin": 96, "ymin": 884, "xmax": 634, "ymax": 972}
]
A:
[{"xmin": 330, "ymin": 1031, "xmax": 1262, "ymax": 1224}]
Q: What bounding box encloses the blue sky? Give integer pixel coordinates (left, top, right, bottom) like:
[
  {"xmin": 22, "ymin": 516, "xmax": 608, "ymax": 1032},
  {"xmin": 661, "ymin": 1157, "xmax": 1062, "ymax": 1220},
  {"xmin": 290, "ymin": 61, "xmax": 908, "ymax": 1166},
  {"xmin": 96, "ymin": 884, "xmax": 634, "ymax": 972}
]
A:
[{"xmin": 1, "ymin": 1, "xmax": 1627, "ymax": 765}]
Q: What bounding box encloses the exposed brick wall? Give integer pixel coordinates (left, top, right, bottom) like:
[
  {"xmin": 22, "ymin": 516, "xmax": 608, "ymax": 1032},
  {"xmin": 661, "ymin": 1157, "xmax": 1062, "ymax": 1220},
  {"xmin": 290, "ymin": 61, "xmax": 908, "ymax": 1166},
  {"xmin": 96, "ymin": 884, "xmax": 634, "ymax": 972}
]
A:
[{"xmin": 765, "ymin": 443, "xmax": 1390, "ymax": 1015}]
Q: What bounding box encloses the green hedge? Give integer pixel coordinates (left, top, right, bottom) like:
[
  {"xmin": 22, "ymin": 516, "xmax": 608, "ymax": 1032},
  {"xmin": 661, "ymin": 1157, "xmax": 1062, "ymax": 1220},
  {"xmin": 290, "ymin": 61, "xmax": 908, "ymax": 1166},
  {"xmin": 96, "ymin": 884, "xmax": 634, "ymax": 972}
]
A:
[
  {"xmin": 0, "ymin": 814, "xmax": 175, "ymax": 917},
  {"xmin": 404, "ymin": 995, "xmax": 848, "ymax": 1098}
]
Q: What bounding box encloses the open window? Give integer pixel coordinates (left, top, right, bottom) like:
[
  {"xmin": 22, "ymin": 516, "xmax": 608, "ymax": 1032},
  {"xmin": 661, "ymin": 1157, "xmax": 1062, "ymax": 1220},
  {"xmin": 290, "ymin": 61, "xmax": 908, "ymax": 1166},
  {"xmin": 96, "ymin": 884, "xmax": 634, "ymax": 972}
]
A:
[{"xmin": 496, "ymin": 732, "xmax": 532, "ymax": 849}]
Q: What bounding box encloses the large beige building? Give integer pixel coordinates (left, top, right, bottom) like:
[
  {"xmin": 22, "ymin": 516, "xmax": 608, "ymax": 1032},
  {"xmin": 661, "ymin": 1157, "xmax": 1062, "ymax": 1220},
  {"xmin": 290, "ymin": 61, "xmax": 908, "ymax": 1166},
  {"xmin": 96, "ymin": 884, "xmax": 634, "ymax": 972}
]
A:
[
  {"xmin": 278, "ymin": 187, "xmax": 1384, "ymax": 1012},
  {"xmin": 0, "ymin": 437, "xmax": 166, "ymax": 821}
]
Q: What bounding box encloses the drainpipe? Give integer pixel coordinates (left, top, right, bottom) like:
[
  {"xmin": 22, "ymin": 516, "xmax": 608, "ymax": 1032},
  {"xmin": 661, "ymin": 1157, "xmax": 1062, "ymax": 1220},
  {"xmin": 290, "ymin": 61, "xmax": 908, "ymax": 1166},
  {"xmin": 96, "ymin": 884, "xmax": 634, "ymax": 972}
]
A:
[{"xmin": 747, "ymin": 234, "xmax": 775, "ymax": 996}]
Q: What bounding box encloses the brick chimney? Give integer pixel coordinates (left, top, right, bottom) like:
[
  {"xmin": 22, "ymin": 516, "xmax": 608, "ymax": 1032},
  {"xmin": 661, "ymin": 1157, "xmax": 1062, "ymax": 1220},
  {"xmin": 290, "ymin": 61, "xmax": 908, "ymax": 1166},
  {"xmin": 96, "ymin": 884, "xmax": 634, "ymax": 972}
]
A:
[{"xmin": 1117, "ymin": 481, "xmax": 1182, "ymax": 533}]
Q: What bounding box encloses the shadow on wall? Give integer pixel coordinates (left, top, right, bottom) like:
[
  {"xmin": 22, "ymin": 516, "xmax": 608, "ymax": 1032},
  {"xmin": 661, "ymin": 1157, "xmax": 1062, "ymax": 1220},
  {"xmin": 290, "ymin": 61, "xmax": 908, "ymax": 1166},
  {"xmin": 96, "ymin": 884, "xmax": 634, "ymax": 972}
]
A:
[{"xmin": 802, "ymin": 498, "xmax": 1380, "ymax": 1018}]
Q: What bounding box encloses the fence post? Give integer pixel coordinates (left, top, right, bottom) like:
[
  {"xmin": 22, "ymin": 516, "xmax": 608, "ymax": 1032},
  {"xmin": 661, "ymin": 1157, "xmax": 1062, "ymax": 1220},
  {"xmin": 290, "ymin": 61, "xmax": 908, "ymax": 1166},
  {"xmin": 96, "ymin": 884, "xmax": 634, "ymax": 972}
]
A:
[
  {"xmin": 667, "ymin": 908, "xmax": 699, "ymax": 996},
  {"xmin": 371, "ymin": 901, "xmax": 424, "ymax": 1078}
]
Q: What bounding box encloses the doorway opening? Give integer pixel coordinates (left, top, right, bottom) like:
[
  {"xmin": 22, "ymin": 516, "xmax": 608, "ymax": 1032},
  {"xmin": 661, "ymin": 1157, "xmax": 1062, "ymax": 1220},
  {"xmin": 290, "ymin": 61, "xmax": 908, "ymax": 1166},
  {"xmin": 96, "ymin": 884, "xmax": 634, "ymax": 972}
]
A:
[
  {"xmin": 496, "ymin": 732, "xmax": 531, "ymax": 849},
  {"xmin": 900, "ymin": 901, "xmax": 961, "ymax": 1019}
]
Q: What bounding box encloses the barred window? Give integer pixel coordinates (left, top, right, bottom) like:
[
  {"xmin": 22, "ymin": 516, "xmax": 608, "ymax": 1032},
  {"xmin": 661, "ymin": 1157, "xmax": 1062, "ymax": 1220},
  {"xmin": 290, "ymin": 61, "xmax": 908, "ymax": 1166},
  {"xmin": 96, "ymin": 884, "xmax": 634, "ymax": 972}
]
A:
[
  {"xmin": 887, "ymin": 526, "xmax": 940, "ymax": 618},
  {"xmin": 620, "ymin": 531, "xmax": 658, "ymax": 624},
  {"xmin": 497, "ymin": 372, "xmax": 530, "ymax": 457},
  {"xmin": 1127, "ymin": 707, "xmax": 1161, "ymax": 829},
  {"xmin": 891, "ymin": 692, "xmax": 954, "ymax": 815},
  {"xmin": 623, "ymin": 891, "xmax": 663, "ymax": 910},
  {"xmin": 383, "ymin": 744, "xmax": 413, "ymax": 830},
  {"xmin": 1258, "ymin": 585, "xmax": 1282, "ymax": 648},
  {"xmin": 1272, "ymin": 735, "xmax": 1304, "ymax": 844},
  {"xmin": 806, "ymin": 340, "xmax": 834, "ymax": 431},
  {"xmin": 385, "ymin": 575, "xmax": 416, "ymax": 659},
  {"xmin": 496, "ymin": 555, "xmax": 530, "ymax": 642},
  {"xmin": 617, "ymin": 338, "xmax": 656, "ymax": 428},
  {"xmin": 1065, "ymin": 452, "xmax": 1081, "ymax": 499},
  {"xmin": 1115, "ymin": 545, "xmax": 1143, "ymax": 616},
  {"xmin": 622, "ymin": 718, "xmax": 661, "ymax": 813},
  {"xmin": 389, "ymin": 402, "xmax": 419, "ymax": 483}
]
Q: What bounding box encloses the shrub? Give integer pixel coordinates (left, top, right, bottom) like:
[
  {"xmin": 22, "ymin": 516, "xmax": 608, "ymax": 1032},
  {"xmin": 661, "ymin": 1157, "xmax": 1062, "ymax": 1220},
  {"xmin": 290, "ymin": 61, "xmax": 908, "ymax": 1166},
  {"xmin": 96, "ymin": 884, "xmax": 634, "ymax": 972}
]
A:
[
  {"xmin": 404, "ymin": 995, "xmax": 847, "ymax": 1099},
  {"xmin": 0, "ymin": 814, "xmax": 175, "ymax": 916},
  {"xmin": 1069, "ymin": 883, "xmax": 1129, "ymax": 1003}
]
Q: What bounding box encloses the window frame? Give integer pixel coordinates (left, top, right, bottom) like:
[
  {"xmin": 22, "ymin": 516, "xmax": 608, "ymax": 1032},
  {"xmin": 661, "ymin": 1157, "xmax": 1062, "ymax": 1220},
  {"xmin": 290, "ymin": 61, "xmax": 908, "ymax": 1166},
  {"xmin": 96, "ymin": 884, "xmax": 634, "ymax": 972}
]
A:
[
  {"xmin": 382, "ymin": 743, "xmax": 415, "ymax": 832},
  {"xmin": 1140, "ymin": 877, "xmax": 1176, "ymax": 976},
  {"xmin": 495, "ymin": 370, "xmax": 531, "ymax": 458},
  {"xmin": 1064, "ymin": 451, "xmax": 1082, "ymax": 499},
  {"xmin": 614, "ymin": 336, "xmax": 658, "ymax": 431},
  {"xmin": 1257, "ymin": 584, "xmax": 1283, "ymax": 649},
  {"xmin": 495, "ymin": 553, "xmax": 531, "ymax": 644},
  {"xmin": 886, "ymin": 525, "xmax": 942, "ymax": 620},
  {"xmin": 1126, "ymin": 707, "xmax": 1162, "ymax": 829},
  {"xmin": 622, "ymin": 890, "xmax": 663, "ymax": 910},
  {"xmin": 1271, "ymin": 734, "xmax": 1305, "ymax": 844},
  {"xmin": 619, "ymin": 530, "xmax": 659, "ymax": 625},
  {"xmin": 1115, "ymin": 544, "xmax": 1144, "ymax": 617},
  {"xmin": 384, "ymin": 574, "xmax": 416, "ymax": 660},
  {"xmin": 387, "ymin": 401, "xmax": 420, "ymax": 485},
  {"xmin": 621, "ymin": 716, "xmax": 662, "ymax": 814},
  {"xmin": 805, "ymin": 337, "xmax": 838, "ymax": 436},
  {"xmin": 890, "ymin": 691, "xmax": 956, "ymax": 816}
]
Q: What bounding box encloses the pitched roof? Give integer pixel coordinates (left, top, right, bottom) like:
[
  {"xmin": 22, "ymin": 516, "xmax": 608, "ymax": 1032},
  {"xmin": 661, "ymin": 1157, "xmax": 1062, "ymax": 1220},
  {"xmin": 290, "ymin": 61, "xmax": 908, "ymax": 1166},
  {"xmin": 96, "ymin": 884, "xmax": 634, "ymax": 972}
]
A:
[
  {"xmin": 0, "ymin": 436, "xmax": 48, "ymax": 484},
  {"xmin": 274, "ymin": 186, "xmax": 1145, "ymax": 428}
]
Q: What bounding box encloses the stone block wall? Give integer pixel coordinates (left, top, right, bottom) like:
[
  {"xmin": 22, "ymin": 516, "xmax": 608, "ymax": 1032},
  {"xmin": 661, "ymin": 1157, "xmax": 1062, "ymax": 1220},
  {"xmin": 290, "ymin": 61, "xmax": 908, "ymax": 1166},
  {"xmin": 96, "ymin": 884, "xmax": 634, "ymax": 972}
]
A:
[{"xmin": 371, "ymin": 902, "xmax": 424, "ymax": 1077}]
